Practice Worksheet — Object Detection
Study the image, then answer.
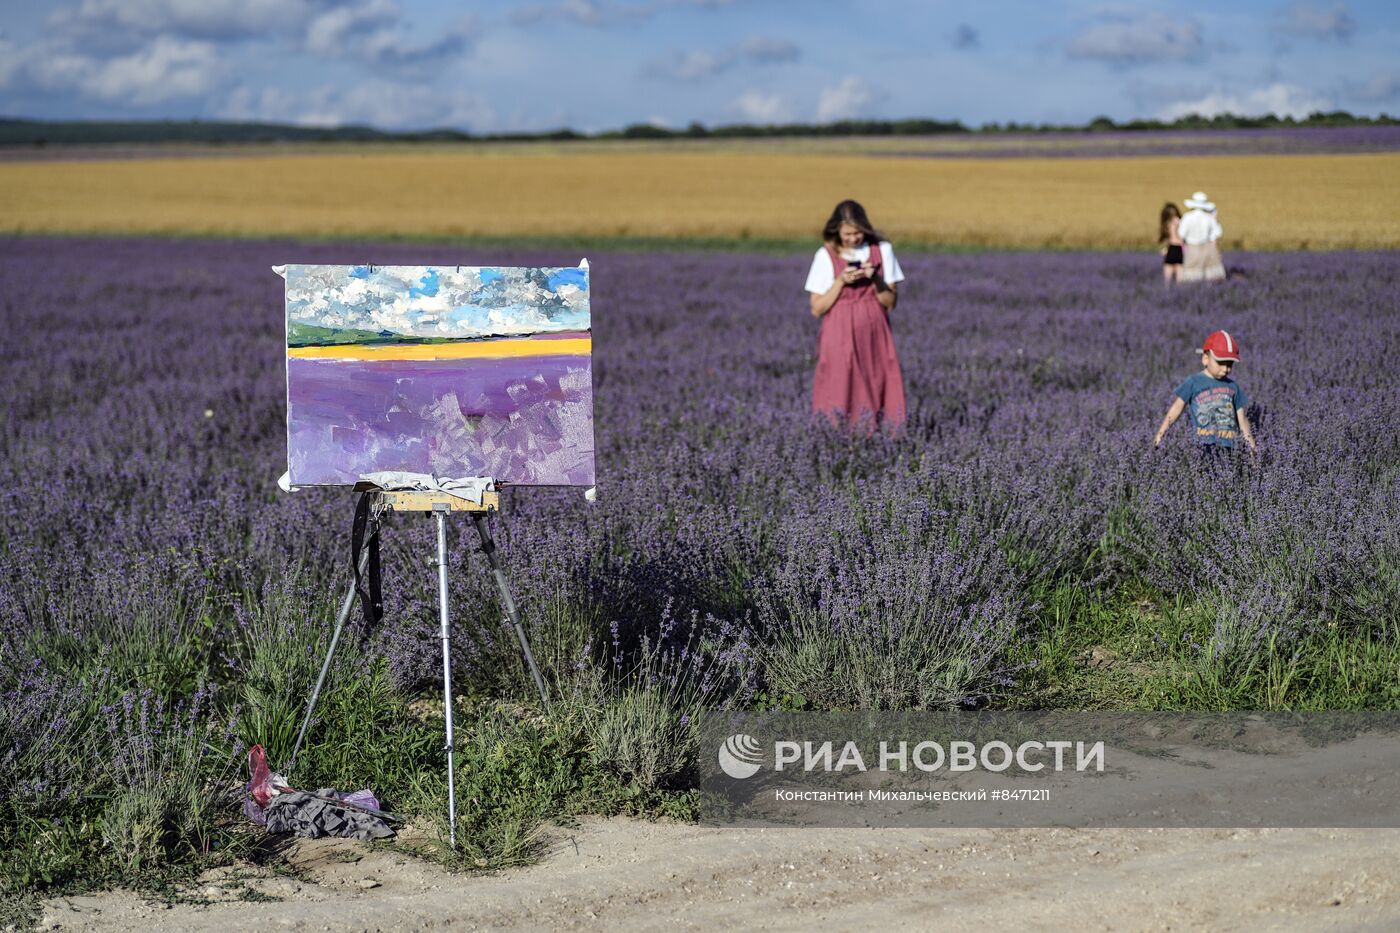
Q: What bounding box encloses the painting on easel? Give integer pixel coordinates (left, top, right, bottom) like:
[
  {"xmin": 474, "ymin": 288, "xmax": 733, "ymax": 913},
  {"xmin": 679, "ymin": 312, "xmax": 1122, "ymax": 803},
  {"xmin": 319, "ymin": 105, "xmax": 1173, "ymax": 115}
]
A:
[{"xmin": 283, "ymin": 263, "xmax": 594, "ymax": 487}]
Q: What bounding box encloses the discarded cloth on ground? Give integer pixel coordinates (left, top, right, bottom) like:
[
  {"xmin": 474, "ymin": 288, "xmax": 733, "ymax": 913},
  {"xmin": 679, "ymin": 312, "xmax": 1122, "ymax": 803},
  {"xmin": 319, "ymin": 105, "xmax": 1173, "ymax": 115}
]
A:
[
  {"xmin": 264, "ymin": 789, "xmax": 396, "ymax": 840},
  {"xmin": 244, "ymin": 744, "xmax": 395, "ymax": 839}
]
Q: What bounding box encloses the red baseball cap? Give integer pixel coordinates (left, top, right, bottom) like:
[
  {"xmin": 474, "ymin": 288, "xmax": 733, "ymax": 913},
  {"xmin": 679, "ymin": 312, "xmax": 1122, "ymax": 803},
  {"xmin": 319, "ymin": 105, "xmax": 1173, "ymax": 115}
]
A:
[{"xmin": 1202, "ymin": 330, "xmax": 1241, "ymax": 361}]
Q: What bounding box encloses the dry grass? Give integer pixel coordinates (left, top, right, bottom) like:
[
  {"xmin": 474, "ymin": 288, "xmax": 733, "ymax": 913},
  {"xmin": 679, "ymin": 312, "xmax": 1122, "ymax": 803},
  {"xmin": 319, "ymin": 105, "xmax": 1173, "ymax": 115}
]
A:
[{"xmin": 3, "ymin": 146, "xmax": 1397, "ymax": 249}]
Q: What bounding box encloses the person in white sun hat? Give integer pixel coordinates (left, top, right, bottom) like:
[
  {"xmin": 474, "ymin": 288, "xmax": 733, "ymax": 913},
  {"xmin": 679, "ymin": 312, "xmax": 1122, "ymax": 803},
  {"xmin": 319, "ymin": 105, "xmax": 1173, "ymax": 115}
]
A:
[{"xmin": 1178, "ymin": 191, "xmax": 1226, "ymax": 283}]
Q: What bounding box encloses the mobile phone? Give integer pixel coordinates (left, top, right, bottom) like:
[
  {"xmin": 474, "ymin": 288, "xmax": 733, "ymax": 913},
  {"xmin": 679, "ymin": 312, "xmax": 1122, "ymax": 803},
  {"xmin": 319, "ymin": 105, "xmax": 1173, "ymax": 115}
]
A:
[{"xmin": 847, "ymin": 260, "xmax": 862, "ymax": 269}]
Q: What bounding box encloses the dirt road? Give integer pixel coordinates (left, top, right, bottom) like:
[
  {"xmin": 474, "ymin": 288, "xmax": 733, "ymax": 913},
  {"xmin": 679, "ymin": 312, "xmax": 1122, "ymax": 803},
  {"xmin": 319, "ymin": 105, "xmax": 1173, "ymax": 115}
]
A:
[{"xmin": 39, "ymin": 819, "xmax": 1400, "ymax": 931}]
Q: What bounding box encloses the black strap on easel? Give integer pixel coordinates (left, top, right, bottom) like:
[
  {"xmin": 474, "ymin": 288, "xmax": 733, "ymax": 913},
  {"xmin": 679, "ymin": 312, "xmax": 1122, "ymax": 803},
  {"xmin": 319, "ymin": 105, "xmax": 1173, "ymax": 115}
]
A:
[{"xmin": 351, "ymin": 491, "xmax": 383, "ymax": 629}]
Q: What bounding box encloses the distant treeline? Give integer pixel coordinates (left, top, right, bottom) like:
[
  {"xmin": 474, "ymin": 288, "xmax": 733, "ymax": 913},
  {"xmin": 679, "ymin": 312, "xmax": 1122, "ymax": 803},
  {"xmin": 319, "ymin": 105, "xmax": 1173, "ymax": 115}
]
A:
[
  {"xmin": 2, "ymin": 111, "xmax": 1396, "ymax": 146},
  {"xmin": 0, "ymin": 118, "xmax": 449, "ymax": 145},
  {"xmin": 606, "ymin": 111, "xmax": 1399, "ymax": 139}
]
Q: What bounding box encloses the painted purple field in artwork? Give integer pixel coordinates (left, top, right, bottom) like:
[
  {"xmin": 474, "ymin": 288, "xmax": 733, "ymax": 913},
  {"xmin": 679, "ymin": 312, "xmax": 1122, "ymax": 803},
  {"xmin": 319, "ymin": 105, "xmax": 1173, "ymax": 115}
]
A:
[{"xmin": 287, "ymin": 353, "xmax": 594, "ymax": 486}]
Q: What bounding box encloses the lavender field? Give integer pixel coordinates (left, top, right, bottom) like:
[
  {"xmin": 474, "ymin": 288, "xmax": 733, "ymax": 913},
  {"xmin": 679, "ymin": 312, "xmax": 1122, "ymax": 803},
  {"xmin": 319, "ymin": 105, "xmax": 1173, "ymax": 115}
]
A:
[
  {"xmin": 2, "ymin": 237, "xmax": 1399, "ymax": 898},
  {"xmin": 872, "ymin": 123, "xmax": 1400, "ymax": 159}
]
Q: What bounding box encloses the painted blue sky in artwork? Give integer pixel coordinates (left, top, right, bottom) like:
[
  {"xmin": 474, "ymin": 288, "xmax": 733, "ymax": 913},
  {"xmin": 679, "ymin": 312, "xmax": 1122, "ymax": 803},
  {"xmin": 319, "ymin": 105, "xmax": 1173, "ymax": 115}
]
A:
[
  {"xmin": 2, "ymin": 3, "xmax": 1398, "ymax": 132},
  {"xmin": 285, "ymin": 264, "xmax": 590, "ymax": 339}
]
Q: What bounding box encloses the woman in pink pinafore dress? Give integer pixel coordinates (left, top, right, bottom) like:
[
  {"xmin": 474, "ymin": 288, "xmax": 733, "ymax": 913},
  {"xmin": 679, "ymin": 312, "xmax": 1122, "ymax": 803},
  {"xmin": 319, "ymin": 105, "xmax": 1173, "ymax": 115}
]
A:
[{"xmin": 805, "ymin": 200, "xmax": 906, "ymax": 432}]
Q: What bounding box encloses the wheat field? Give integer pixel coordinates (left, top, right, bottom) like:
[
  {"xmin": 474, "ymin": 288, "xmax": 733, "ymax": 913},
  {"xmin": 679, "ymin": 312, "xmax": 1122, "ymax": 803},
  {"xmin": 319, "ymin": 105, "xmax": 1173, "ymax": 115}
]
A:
[{"xmin": 3, "ymin": 145, "xmax": 1397, "ymax": 249}]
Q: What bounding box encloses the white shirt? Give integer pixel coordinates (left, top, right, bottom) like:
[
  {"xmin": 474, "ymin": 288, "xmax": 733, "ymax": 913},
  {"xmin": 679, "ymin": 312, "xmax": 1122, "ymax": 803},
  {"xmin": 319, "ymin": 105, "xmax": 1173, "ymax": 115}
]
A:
[
  {"xmin": 1178, "ymin": 210, "xmax": 1222, "ymax": 245},
  {"xmin": 804, "ymin": 241, "xmax": 905, "ymax": 293}
]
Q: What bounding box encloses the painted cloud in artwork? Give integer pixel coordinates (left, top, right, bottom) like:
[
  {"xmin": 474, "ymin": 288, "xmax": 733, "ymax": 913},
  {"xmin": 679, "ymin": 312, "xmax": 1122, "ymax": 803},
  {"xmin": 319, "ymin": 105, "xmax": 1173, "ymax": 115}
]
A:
[
  {"xmin": 286, "ymin": 264, "xmax": 589, "ymax": 339},
  {"xmin": 283, "ymin": 263, "xmax": 594, "ymax": 487}
]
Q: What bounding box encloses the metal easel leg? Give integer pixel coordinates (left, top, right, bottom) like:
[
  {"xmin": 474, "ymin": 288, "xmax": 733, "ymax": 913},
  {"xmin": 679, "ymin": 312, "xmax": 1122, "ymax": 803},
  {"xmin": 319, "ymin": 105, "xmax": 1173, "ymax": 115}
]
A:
[
  {"xmin": 434, "ymin": 504, "xmax": 458, "ymax": 849},
  {"xmin": 471, "ymin": 512, "xmax": 549, "ymax": 709},
  {"xmin": 286, "ymin": 508, "xmax": 379, "ymax": 776}
]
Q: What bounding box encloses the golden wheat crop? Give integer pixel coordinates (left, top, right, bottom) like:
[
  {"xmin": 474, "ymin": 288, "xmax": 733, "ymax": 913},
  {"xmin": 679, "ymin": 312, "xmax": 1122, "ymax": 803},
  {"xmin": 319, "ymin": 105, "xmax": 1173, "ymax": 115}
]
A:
[{"xmin": 2, "ymin": 145, "xmax": 1397, "ymax": 249}]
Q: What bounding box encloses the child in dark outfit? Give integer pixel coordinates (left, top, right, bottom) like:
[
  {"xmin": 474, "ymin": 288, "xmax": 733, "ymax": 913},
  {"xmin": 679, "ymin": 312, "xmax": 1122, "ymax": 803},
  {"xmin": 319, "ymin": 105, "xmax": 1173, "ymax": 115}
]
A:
[
  {"xmin": 1153, "ymin": 330, "xmax": 1257, "ymax": 452},
  {"xmin": 1160, "ymin": 202, "xmax": 1184, "ymax": 286}
]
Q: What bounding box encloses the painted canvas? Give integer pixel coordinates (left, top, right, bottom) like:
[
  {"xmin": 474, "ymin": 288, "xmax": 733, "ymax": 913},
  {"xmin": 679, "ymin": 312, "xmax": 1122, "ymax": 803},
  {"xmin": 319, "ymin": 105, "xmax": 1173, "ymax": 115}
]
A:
[{"xmin": 284, "ymin": 263, "xmax": 593, "ymax": 486}]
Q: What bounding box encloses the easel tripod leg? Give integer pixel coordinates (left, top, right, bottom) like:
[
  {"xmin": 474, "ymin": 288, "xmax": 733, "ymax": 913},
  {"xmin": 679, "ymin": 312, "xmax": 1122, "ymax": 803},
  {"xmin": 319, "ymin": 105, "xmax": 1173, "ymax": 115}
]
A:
[
  {"xmin": 471, "ymin": 512, "xmax": 550, "ymax": 708},
  {"xmin": 286, "ymin": 521, "xmax": 377, "ymax": 775},
  {"xmin": 434, "ymin": 506, "xmax": 458, "ymax": 849}
]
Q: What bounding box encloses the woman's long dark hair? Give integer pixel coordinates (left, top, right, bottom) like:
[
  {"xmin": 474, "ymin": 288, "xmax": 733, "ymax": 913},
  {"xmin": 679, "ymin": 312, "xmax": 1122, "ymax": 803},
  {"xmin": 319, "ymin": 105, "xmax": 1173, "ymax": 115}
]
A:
[
  {"xmin": 823, "ymin": 199, "xmax": 884, "ymax": 246},
  {"xmin": 1159, "ymin": 202, "xmax": 1181, "ymax": 243}
]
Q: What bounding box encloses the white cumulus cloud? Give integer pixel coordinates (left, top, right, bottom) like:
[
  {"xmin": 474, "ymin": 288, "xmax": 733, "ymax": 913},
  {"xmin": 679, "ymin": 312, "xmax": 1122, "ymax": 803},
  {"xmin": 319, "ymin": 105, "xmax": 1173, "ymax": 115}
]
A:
[
  {"xmin": 219, "ymin": 80, "xmax": 497, "ymax": 131},
  {"xmin": 643, "ymin": 36, "xmax": 799, "ymax": 82},
  {"xmin": 1276, "ymin": 2, "xmax": 1356, "ymax": 41},
  {"xmin": 730, "ymin": 90, "xmax": 793, "ymax": 124},
  {"xmin": 650, "ymin": 50, "xmax": 725, "ymax": 81},
  {"xmin": 816, "ymin": 76, "xmax": 884, "ymax": 122},
  {"xmin": 1067, "ymin": 12, "xmax": 1206, "ymax": 65},
  {"xmin": 5, "ymin": 34, "xmax": 220, "ymax": 105},
  {"xmin": 304, "ymin": 1, "xmax": 477, "ymax": 73},
  {"xmin": 48, "ymin": 0, "xmax": 316, "ymax": 47},
  {"xmin": 1158, "ymin": 83, "xmax": 1333, "ymax": 120},
  {"xmin": 1353, "ymin": 73, "xmax": 1400, "ymax": 103},
  {"xmin": 305, "ymin": 0, "xmax": 398, "ymax": 55},
  {"xmin": 92, "ymin": 36, "xmax": 219, "ymax": 103},
  {"xmin": 0, "ymin": 38, "xmax": 22, "ymax": 88},
  {"xmin": 510, "ymin": 0, "xmax": 624, "ymax": 28}
]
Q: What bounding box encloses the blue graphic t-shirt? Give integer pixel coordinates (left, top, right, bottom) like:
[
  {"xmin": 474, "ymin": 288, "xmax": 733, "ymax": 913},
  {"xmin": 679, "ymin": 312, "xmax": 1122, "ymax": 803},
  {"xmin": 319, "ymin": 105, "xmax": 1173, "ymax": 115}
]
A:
[{"xmin": 1174, "ymin": 373, "xmax": 1250, "ymax": 447}]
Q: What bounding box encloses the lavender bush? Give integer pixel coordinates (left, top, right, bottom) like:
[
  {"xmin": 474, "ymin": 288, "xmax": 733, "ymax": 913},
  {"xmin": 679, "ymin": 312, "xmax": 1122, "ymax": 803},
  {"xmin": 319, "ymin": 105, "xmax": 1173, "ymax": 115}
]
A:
[
  {"xmin": 874, "ymin": 124, "xmax": 1400, "ymax": 159},
  {"xmin": 586, "ymin": 600, "xmax": 748, "ymax": 788},
  {"xmin": 1, "ymin": 236, "xmax": 1397, "ymax": 889}
]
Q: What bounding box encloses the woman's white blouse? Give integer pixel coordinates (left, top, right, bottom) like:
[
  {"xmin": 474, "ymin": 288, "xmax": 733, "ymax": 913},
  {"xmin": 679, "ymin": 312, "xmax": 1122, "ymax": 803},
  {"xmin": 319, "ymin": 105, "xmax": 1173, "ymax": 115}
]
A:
[{"xmin": 804, "ymin": 241, "xmax": 905, "ymax": 293}]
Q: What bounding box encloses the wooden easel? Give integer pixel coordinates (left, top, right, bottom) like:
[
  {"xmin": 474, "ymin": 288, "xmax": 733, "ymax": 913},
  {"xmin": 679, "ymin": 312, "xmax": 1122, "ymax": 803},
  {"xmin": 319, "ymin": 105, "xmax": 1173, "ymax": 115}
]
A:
[{"xmin": 286, "ymin": 487, "xmax": 548, "ymax": 848}]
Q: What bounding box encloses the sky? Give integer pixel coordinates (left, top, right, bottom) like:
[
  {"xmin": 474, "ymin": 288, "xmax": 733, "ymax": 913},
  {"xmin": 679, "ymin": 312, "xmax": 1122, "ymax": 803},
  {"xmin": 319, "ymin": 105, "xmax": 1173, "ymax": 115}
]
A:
[{"xmin": 1, "ymin": 1, "xmax": 1397, "ymax": 133}]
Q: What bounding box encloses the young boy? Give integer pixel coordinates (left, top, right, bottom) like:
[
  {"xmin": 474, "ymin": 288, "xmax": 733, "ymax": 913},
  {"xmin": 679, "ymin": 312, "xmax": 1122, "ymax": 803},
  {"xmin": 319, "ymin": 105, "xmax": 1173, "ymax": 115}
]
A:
[{"xmin": 1153, "ymin": 330, "xmax": 1257, "ymax": 452}]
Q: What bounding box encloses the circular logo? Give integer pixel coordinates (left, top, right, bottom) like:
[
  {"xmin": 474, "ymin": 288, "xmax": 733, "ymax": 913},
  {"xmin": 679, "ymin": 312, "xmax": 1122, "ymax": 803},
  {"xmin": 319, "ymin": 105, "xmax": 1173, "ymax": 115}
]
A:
[{"xmin": 718, "ymin": 733, "xmax": 763, "ymax": 779}]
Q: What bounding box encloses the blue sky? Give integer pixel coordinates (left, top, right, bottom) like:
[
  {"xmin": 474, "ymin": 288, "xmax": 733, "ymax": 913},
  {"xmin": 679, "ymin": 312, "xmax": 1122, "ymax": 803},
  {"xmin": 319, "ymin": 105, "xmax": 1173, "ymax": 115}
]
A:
[{"xmin": 1, "ymin": 1, "xmax": 1396, "ymax": 132}]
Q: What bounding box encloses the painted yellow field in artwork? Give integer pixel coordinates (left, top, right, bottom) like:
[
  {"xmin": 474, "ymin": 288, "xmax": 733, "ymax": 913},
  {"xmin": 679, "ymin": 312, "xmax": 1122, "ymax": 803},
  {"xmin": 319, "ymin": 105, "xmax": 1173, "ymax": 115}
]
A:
[{"xmin": 3, "ymin": 144, "xmax": 1398, "ymax": 249}]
